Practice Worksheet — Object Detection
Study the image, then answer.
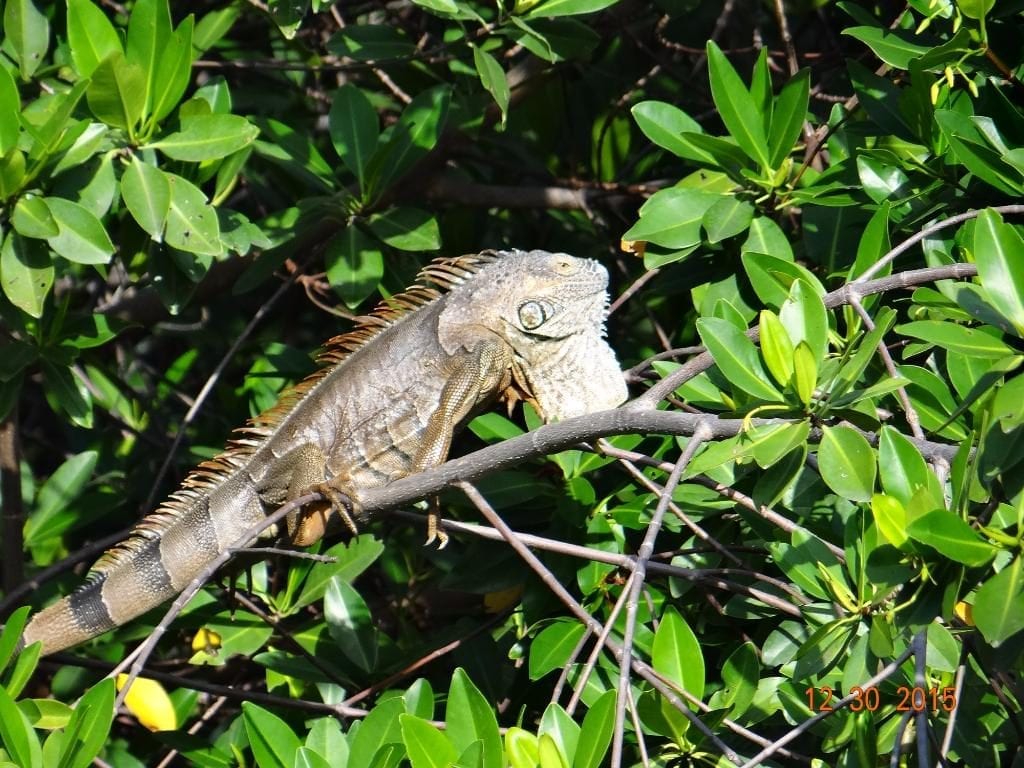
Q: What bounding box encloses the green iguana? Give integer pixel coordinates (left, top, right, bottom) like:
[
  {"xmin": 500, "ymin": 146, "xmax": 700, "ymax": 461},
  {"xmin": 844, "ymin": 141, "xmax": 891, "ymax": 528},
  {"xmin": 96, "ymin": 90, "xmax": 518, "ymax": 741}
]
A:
[{"xmin": 21, "ymin": 249, "xmax": 627, "ymax": 655}]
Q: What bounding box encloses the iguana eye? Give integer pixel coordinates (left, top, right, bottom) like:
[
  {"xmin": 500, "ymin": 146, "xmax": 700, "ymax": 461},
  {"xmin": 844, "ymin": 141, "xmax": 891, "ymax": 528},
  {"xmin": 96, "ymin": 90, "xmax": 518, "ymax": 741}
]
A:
[
  {"xmin": 518, "ymin": 300, "xmax": 550, "ymax": 330},
  {"xmin": 553, "ymin": 258, "xmax": 576, "ymax": 275}
]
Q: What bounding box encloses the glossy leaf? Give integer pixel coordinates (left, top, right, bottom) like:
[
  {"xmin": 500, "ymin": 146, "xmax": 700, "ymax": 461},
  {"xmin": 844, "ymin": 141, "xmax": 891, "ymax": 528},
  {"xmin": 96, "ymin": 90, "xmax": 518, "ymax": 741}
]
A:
[
  {"xmin": 164, "ymin": 172, "xmax": 222, "ymax": 256},
  {"xmin": 906, "ymin": 510, "xmax": 996, "ymax": 566},
  {"xmin": 329, "ymin": 84, "xmax": 379, "ymax": 188},
  {"xmin": 702, "ymin": 196, "xmax": 754, "ymax": 243},
  {"xmin": 325, "ymin": 226, "xmax": 384, "ymax": 308},
  {"xmin": 57, "ymin": 678, "xmax": 115, "ymax": 768},
  {"xmin": 696, "ymin": 317, "xmax": 783, "ymax": 402},
  {"xmin": 121, "ymin": 157, "xmax": 171, "ymax": 240},
  {"xmin": 367, "ymin": 207, "xmax": 441, "ymax": 251},
  {"xmin": 242, "ymin": 702, "xmax": 301, "ymax": 768},
  {"xmin": 0, "ymin": 683, "xmax": 41, "ymax": 768},
  {"xmin": 150, "ymin": 114, "xmax": 259, "ymax": 161},
  {"xmin": 652, "ymin": 606, "xmax": 705, "ymax": 703},
  {"xmin": 631, "ymin": 101, "xmax": 703, "ymax": 160},
  {"xmin": 818, "ymin": 425, "xmax": 875, "ymax": 502},
  {"xmin": 0, "ymin": 232, "xmax": 53, "ymax": 318},
  {"xmin": 529, "ymin": 621, "xmax": 587, "ymax": 680},
  {"xmin": 768, "ymin": 69, "xmax": 809, "ymax": 168},
  {"xmin": 473, "ymin": 46, "xmax": 510, "ymax": 125},
  {"xmin": 758, "ymin": 310, "xmax": 794, "ymax": 388},
  {"xmin": 571, "ymin": 691, "xmax": 614, "ymax": 768},
  {"xmin": 446, "ymin": 669, "xmax": 502, "ymax": 768},
  {"xmin": 150, "ymin": 16, "xmax": 194, "ymax": 123},
  {"xmin": 706, "ymin": 41, "xmax": 770, "ymax": 168},
  {"xmin": 86, "ymin": 52, "xmax": 147, "ymax": 131},
  {"xmin": 974, "ymin": 557, "xmax": 1024, "ymax": 646},
  {"xmin": 66, "ymin": 0, "xmax": 122, "ymax": 78},
  {"xmin": 400, "ymin": 715, "xmax": 457, "ymax": 768},
  {"xmin": 973, "ymin": 209, "xmax": 1024, "ymax": 335},
  {"xmin": 525, "ymin": 0, "xmax": 620, "ymax": 18},
  {"xmin": 622, "ymin": 188, "xmax": 719, "ymax": 249},
  {"xmin": 44, "ymin": 197, "xmax": 115, "ymax": 264},
  {"xmin": 5, "ymin": 0, "xmax": 50, "ymax": 79},
  {"xmin": 0, "ymin": 66, "xmax": 21, "ymax": 154}
]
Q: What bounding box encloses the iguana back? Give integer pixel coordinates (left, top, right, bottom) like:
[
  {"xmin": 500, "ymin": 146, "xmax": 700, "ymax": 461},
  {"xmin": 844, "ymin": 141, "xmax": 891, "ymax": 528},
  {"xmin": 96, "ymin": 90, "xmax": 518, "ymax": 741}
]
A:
[{"xmin": 21, "ymin": 249, "xmax": 627, "ymax": 655}]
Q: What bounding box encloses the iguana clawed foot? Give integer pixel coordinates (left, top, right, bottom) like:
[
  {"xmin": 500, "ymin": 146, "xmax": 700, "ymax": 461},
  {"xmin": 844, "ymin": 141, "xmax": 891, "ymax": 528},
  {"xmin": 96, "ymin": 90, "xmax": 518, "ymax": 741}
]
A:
[
  {"xmin": 288, "ymin": 483, "xmax": 359, "ymax": 547},
  {"xmin": 425, "ymin": 497, "xmax": 449, "ymax": 549}
]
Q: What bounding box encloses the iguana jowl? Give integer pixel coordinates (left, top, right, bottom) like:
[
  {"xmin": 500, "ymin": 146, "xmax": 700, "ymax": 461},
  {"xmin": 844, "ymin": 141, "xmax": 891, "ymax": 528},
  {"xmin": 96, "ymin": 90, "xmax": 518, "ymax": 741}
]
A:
[{"xmin": 22, "ymin": 249, "xmax": 627, "ymax": 655}]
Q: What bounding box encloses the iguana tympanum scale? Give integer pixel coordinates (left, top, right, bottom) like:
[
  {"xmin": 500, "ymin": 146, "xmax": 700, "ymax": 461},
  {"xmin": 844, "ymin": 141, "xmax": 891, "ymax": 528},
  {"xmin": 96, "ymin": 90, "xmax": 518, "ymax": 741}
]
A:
[{"xmin": 22, "ymin": 249, "xmax": 627, "ymax": 656}]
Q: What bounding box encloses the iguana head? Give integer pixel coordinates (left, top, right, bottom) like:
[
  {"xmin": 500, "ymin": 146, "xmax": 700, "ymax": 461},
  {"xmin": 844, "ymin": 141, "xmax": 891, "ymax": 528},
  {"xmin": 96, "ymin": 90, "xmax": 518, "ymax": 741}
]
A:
[{"xmin": 438, "ymin": 249, "xmax": 628, "ymax": 420}]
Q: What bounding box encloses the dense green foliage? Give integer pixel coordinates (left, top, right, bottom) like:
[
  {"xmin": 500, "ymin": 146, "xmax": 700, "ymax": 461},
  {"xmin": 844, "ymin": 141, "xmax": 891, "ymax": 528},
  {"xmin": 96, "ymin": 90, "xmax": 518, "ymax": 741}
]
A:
[{"xmin": 1, "ymin": 0, "xmax": 1023, "ymax": 765}]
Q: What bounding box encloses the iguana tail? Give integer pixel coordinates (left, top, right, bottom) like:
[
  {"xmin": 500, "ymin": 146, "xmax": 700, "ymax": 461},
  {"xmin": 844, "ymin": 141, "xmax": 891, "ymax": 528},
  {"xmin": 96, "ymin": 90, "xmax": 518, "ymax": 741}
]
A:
[{"xmin": 21, "ymin": 474, "xmax": 253, "ymax": 655}]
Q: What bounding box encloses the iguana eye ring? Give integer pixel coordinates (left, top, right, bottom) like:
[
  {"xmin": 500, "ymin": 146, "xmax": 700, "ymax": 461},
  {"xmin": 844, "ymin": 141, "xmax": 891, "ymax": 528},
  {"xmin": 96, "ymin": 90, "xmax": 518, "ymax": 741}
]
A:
[{"xmin": 518, "ymin": 300, "xmax": 550, "ymax": 330}]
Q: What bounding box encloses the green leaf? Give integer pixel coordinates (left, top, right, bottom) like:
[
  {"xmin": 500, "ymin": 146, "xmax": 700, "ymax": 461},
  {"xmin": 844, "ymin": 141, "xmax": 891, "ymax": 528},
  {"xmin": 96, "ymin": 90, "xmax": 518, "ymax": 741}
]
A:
[
  {"xmin": 400, "ymin": 715, "xmax": 457, "ymax": 768},
  {"xmin": 329, "ymin": 84, "xmax": 379, "ymax": 189},
  {"xmin": 842, "ymin": 27, "xmax": 931, "ymax": 69},
  {"xmin": 348, "ymin": 697, "xmax": 404, "ymax": 767},
  {"xmin": 12, "ymin": 195, "xmax": 57, "ymax": 238},
  {"xmin": 0, "ymin": 606, "xmax": 30, "ymax": 677},
  {"xmin": 631, "ymin": 101, "xmax": 703, "ymax": 160},
  {"xmin": 0, "ymin": 231, "xmax": 53, "ymax": 318},
  {"xmin": 652, "ymin": 606, "xmax": 705, "ymax": 703},
  {"xmin": 506, "ymin": 727, "xmax": 539, "ymax": 768},
  {"xmin": 367, "ymin": 207, "xmax": 440, "ymax": 251},
  {"xmin": 818, "ymin": 425, "xmax": 876, "ymax": 502},
  {"xmin": 0, "ymin": 149, "xmax": 27, "ymax": 200},
  {"xmin": 897, "ymin": 320, "xmax": 1014, "ymax": 358},
  {"xmin": 57, "ymin": 678, "xmax": 115, "ymax": 768},
  {"xmin": 525, "ymin": 0, "xmax": 619, "ymax": 17},
  {"xmin": 365, "ymin": 85, "xmax": 450, "ymax": 199},
  {"xmin": 412, "ymin": 0, "xmax": 460, "ymax": 14},
  {"xmin": 529, "ymin": 621, "xmax": 586, "ymax": 680},
  {"xmin": 327, "ymin": 25, "xmax": 414, "ymax": 61},
  {"xmin": 43, "ymin": 197, "xmax": 115, "ymax": 264},
  {"xmin": 150, "ymin": 114, "xmax": 259, "ymax": 161},
  {"xmin": 743, "ymin": 216, "xmax": 793, "ymax": 262},
  {"xmin": 324, "ymin": 226, "xmax": 384, "ymax": 308},
  {"xmin": 877, "ymin": 425, "xmax": 933, "ymax": 506},
  {"xmin": 622, "ymin": 188, "xmax": 719, "ymax": 249},
  {"xmin": 242, "ymin": 702, "xmax": 302, "ymax": 768},
  {"xmin": 742, "ymin": 251, "xmax": 825, "ymax": 309},
  {"xmin": 121, "ymin": 157, "xmax": 171, "ymax": 240},
  {"xmin": 5, "ymin": 0, "xmax": 50, "ymax": 79},
  {"xmin": 446, "ymin": 669, "xmax": 502, "ymax": 768},
  {"xmin": 759, "ymin": 310, "xmax": 794, "ymax": 388},
  {"xmin": 958, "ymin": 0, "xmax": 995, "ymax": 19},
  {"xmin": 150, "ymin": 16, "xmax": 194, "ymax": 123},
  {"xmin": 973, "ymin": 209, "xmax": 1024, "ymax": 335},
  {"xmin": 25, "ymin": 450, "xmax": 98, "ymax": 547},
  {"xmin": 768, "ymin": 69, "xmax": 809, "ymax": 168},
  {"xmin": 324, "ymin": 578, "xmax": 378, "ymax": 672},
  {"xmin": 696, "ymin": 317, "xmax": 783, "ymax": 402},
  {"xmin": 706, "ymin": 41, "xmax": 770, "ymax": 168},
  {"xmin": 86, "ymin": 52, "xmax": 147, "ymax": 132},
  {"xmin": 571, "ymin": 691, "xmax": 613, "ymax": 768},
  {"xmin": 702, "ymin": 196, "xmax": 754, "ymax": 244},
  {"xmin": 66, "ymin": 0, "xmax": 122, "ymax": 78},
  {"xmin": 0, "ymin": 683, "xmax": 41, "ymax": 768},
  {"xmin": 906, "ymin": 509, "xmax": 996, "ymax": 566},
  {"xmin": 974, "ymin": 557, "xmax": 1024, "ymax": 646},
  {"xmin": 0, "ymin": 67, "xmax": 20, "ymax": 154},
  {"xmin": 715, "ymin": 642, "xmax": 759, "ymax": 718},
  {"xmin": 792, "ymin": 342, "xmax": 817, "ymax": 407},
  {"xmin": 125, "ymin": 0, "xmax": 173, "ymax": 124},
  {"xmin": 473, "ymin": 46, "xmax": 510, "ymax": 126},
  {"xmin": 164, "ymin": 172, "xmax": 222, "ymax": 255}
]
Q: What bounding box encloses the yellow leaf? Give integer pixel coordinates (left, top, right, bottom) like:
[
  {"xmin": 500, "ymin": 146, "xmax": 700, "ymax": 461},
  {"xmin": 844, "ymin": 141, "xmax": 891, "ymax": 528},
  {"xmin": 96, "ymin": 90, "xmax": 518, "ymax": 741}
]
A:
[
  {"xmin": 954, "ymin": 601, "xmax": 974, "ymax": 626},
  {"xmin": 620, "ymin": 239, "xmax": 646, "ymax": 257},
  {"xmin": 116, "ymin": 675, "xmax": 177, "ymax": 731},
  {"xmin": 484, "ymin": 585, "xmax": 523, "ymax": 614}
]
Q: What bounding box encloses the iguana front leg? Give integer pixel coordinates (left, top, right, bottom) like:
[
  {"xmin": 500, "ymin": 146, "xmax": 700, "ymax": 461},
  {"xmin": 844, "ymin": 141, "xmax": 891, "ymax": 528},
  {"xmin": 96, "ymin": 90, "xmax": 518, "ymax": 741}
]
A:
[
  {"xmin": 257, "ymin": 444, "xmax": 358, "ymax": 548},
  {"xmin": 413, "ymin": 339, "xmax": 513, "ymax": 546}
]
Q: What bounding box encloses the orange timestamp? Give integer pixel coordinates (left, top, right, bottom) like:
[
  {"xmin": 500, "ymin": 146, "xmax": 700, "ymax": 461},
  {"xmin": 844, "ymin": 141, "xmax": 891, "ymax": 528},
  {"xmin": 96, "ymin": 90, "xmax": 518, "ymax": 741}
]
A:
[{"xmin": 806, "ymin": 685, "xmax": 958, "ymax": 713}]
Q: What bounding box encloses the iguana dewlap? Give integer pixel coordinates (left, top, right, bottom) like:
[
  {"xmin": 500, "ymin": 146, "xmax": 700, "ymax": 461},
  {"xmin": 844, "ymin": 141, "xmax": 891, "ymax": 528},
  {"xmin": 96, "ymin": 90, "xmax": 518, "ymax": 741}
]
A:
[{"xmin": 21, "ymin": 249, "xmax": 627, "ymax": 656}]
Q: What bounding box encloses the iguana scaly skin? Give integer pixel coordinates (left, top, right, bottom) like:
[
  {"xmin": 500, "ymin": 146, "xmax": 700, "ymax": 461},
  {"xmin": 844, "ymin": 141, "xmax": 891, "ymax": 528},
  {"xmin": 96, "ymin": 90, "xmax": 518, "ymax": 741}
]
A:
[{"xmin": 22, "ymin": 249, "xmax": 627, "ymax": 655}]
